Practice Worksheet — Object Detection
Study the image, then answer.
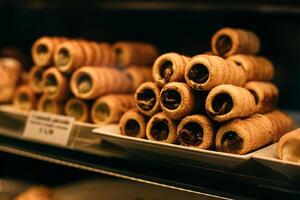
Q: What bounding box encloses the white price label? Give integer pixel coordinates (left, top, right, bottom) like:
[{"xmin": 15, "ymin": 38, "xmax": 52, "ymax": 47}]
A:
[{"xmin": 23, "ymin": 111, "xmax": 75, "ymax": 146}]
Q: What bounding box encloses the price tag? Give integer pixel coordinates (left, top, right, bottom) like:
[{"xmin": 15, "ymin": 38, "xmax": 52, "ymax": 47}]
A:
[{"xmin": 23, "ymin": 111, "xmax": 75, "ymax": 146}]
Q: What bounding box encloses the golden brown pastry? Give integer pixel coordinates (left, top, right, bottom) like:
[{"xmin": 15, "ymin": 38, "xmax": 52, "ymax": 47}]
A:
[
  {"xmin": 0, "ymin": 58, "xmax": 22, "ymax": 102},
  {"xmin": 29, "ymin": 65, "xmax": 46, "ymax": 94},
  {"xmin": 146, "ymin": 112, "xmax": 177, "ymax": 144},
  {"xmin": 211, "ymin": 27, "xmax": 260, "ymax": 57},
  {"xmin": 42, "ymin": 67, "xmax": 70, "ymax": 101},
  {"xmin": 160, "ymin": 82, "xmax": 206, "ymax": 120},
  {"xmin": 119, "ymin": 109, "xmax": 148, "ymax": 138},
  {"xmin": 125, "ymin": 66, "xmax": 153, "ymax": 92},
  {"xmin": 135, "ymin": 82, "xmax": 161, "ymax": 116},
  {"xmin": 64, "ymin": 98, "xmax": 90, "ymax": 122},
  {"xmin": 227, "ymin": 54, "xmax": 274, "ymax": 81},
  {"xmin": 152, "ymin": 52, "xmax": 190, "ymax": 86},
  {"xmin": 177, "ymin": 115, "xmax": 215, "ymax": 149},
  {"xmin": 54, "ymin": 40, "xmax": 86, "ymax": 73},
  {"xmin": 215, "ymin": 114, "xmax": 273, "ymax": 154},
  {"xmin": 70, "ymin": 66, "xmax": 132, "ymax": 99},
  {"xmin": 114, "ymin": 41, "xmax": 158, "ymax": 68},
  {"xmin": 15, "ymin": 186, "xmax": 57, "ymax": 200},
  {"xmin": 98, "ymin": 42, "xmax": 116, "ymax": 67},
  {"xmin": 32, "ymin": 36, "xmax": 67, "ymax": 67},
  {"xmin": 13, "ymin": 85, "xmax": 36, "ymax": 111},
  {"xmin": 92, "ymin": 94, "xmax": 135, "ymax": 124},
  {"xmin": 244, "ymin": 81, "xmax": 279, "ymax": 113},
  {"xmin": 277, "ymin": 128, "xmax": 300, "ymax": 162},
  {"xmin": 184, "ymin": 54, "xmax": 246, "ymax": 91},
  {"xmin": 37, "ymin": 95, "xmax": 63, "ymax": 114},
  {"xmin": 265, "ymin": 110, "xmax": 295, "ymax": 142},
  {"xmin": 205, "ymin": 84, "xmax": 256, "ymax": 122}
]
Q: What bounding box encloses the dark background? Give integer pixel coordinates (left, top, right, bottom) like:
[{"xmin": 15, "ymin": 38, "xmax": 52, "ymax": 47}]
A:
[{"xmin": 1, "ymin": 0, "xmax": 300, "ymax": 110}]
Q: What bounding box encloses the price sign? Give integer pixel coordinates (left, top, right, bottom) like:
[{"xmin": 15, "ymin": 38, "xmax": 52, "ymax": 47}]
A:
[{"xmin": 23, "ymin": 111, "xmax": 75, "ymax": 146}]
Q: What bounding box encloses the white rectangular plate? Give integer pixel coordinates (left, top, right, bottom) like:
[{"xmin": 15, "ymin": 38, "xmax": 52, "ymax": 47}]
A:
[
  {"xmin": 252, "ymin": 143, "xmax": 300, "ymax": 181},
  {"xmin": 93, "ymin": 124, "xmax": 253, "ymax": 169}
]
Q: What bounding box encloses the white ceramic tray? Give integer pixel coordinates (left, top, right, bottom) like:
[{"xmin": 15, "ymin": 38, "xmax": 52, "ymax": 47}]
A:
[
  {"xmin": 93, "ymin": 124, "xmax": 254, "ymax": 169},
  {"xmin": 252, "ymin": 143, "xmax": 300, "ymax": 181}
]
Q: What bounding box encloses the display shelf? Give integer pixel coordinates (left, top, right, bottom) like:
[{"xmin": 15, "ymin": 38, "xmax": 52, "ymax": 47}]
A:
[{"xmin": 0, "ymin": 107, "xmax": 300, "ymax": 198}]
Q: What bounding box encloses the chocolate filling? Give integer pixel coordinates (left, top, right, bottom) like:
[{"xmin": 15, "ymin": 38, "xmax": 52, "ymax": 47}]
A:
[
  {"xmin": 159, "ymin": 61, "xmax": 173, "ymax": 83},
  {"xmin": 221, "ymin": 131, "xmax": 243, "ymax": 153},
  {"xmin": 136, "ymin": 89, "xmax": 156, "ymax": 111},
  {"xmin": 45, "ymin": 74, "xmax": 58, "ymax": 95},
  {"xmin": 36, "ymin": 44, "xmax": 48, "ymax": 55},
  {"xmin": 188, "ymin": 64, "xmax": 209, "ymax": 84},
  {"xmin": 77, "ymin": 73, "xmax": 92, "ymax": 94},
  {"xmin": 216, "ymin": 35, "xmax": 232, "ymax": 56},
  {"xmin": 69, "ymin": 102, "xmax": 84, "ymax": 120},
  {"xmin": 124, "ymin": 119, "xmax": 140, "ymax": 137},
  {"xmin": 150, "ymin": 119, "xmax": 169, "ymax": 141},
  {"xmin": 249, "ymin": 90, "xmax": 259, "ymax": 105},
  {"xmin": 95, "ymin": 103, "xmax": 110, "ymax": 122},
  {"xmin": 34, "ymin": 69, "xmax": 43, "ymax": 89},
  {"xmin": 212, "ymin": 93, "xmax": 233, "ymax": 115},
  {"xmin": 178, "ymin": 122, "xmax": 203, "ymax": 146},
  {"xmin": 43, "ymin": 99, "xmax": 55, "ymax": 113},
  {"xmin": 57, "ymin": 48, "xmax": 70, "ymax": 66},
  {"xmin": 161, "ymin": 89, "xmax": 181, "ymax": 110}
]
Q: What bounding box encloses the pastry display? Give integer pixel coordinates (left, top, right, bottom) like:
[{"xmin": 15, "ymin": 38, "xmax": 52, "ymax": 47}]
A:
[
  {"xmin": 119, "ymin": 109, "xmax": 148, "ymax": 138},
  {"xmin": 118, "ymin": 27, "xmax": 296, "ymax": 155},
  {"xmin": 277, "ymin": 128, "xmax": 300, "ymax": 162},
  {"xmin": 37, "ymin": 95, "xmax": 63, "ymax": 114}
]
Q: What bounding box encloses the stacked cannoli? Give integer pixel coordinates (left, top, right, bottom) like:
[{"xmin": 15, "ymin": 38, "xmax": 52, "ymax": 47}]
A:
[
  {"xmin": 119, "ymin": 27, "xmax": 295, "ymax": 155},
  {"xmin": 13, "ymin": 36, "xmax": 158, "ymax": 124}
]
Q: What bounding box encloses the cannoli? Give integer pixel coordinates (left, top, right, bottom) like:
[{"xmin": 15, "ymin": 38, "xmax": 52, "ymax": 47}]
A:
[
  {"xmin": 216, "ymin": 114, "xmax": 273, "ymax": 154},
  {"xmin": 135, "ymin": 82, "xmax": 161, "ymax": 116},
  {"xmin": 70, "ymin": 66, "xmax": 131, "ymax": 99},
  {"xmin": 245, "ymin": 81, "xmax": 279, "ymax": 113},
  {"xmin": 185, "ymin": 54, "xmax": 246, "ymax": 91},
  {"xmin": 114, "ymin": 41, "xmax": 158, "ymax": 68},
  {"xmin": 37, "ymin": 95, "xmax": 63, "ymax": 114},
  {"xmin": 28, "ymin": 65, "xmax": 46, "ymax": 94},
  {"xmin": 125, "ymin": 66, "xmax": 152, "ymax": 92},
  {"xmin": 119, "ymin": 109, "xmax": 148, "ymax": 138},
  {"xmin": 227, "ymin": 54, "xmax": 274, "ymax": 81},
  {"xmin": 264, "ymin": 110, "xmax": 295, "ymax": 142},
  {"xmin": 42, "ymin": 67, "xmax": 70, "ymax": 101},
  {"xmin": 64, "ymin": 98, "xmax": 90, "ymax": 122},
  {"xmin": 92, "ymin": 94, "xmax": 135, "ymax": 124},
  {"xmin": 160, "ymin": 82, "xmax": 206, "ymax": 120},
  {"xmin": 277, "ymin": 128, "xmax": 300, "ymax": 162},
  {"xmin": 177, "ymin": 115, "xmax": 215, "ymax": 149},
  {"xmin": 206, "ymin": 84, "xmax": 256, "ymax": 122},
  {"xmin": 211, "ymin": 27, "xmax": 260, "ymax": 57},
  {"xmin": 13, "ymin": 85, "xmax": 36, "ymax": 111},
  {"xmin": 54, "ymin": 40, "xmax": 86, "ymax": 73},
  {"xmin": 98, "ymin": 42, "xmax": 116, "ymax": 67},
  {"xmin": 152, "ymin": 52, "xmax": 190, "ymax": 86},
  {"xmin": 146, "ymin": 112, "xmax": 177, "ymax": 143},
  {"xmin": 32, "ymin": 36, "xmax": 67, "ymax": 67}
]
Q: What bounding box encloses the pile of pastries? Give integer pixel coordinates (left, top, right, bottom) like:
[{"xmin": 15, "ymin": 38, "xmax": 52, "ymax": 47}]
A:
[
  {"xmin": 119, "ymin": 27, "xmax": 295, "ymax": 155},
  {"xmin": 12, "ymin": 37, "xmax": 158, "ymax": 124}
]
